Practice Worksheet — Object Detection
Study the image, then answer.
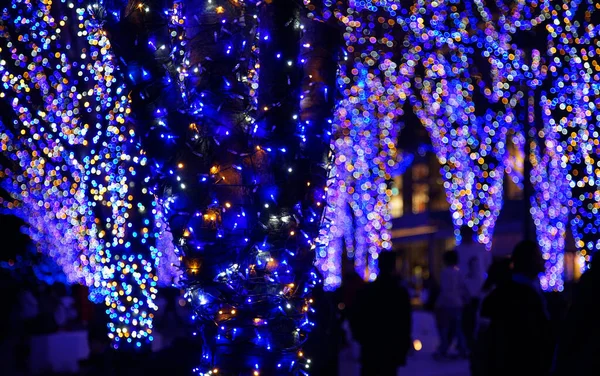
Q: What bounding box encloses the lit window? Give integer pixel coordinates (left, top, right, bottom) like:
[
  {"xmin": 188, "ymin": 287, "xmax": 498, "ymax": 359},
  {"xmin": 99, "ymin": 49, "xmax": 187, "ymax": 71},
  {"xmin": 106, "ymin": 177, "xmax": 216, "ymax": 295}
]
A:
[
  {"xmin": 412, "ymin": 164, "xmax": 429, "ymax": 214},
  {"xmin": 506, "ymin": 131, "xmax": 524, "ymax": 200},
  {"xmin": 390, "ymin": 175, "xmax": 403, "ymax": 218},
  {"xmin": 412, "ymin": 184, "xmax": 429, "ymax": 214}
]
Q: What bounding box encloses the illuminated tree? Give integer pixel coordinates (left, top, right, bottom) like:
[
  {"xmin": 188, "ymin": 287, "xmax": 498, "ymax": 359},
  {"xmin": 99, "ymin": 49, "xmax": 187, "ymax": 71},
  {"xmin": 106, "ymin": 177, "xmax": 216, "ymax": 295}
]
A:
[
  {"xmin": 96, "ymin": 0, "xmax": 334, "ymax": 372},
  {"xmin": 0, "ymin": 0, "xmax": 164, "ymax": 349}
]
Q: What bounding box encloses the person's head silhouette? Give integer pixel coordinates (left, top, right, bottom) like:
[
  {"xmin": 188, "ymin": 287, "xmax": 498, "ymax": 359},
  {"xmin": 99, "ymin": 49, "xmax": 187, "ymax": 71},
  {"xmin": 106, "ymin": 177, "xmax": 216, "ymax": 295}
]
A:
[
  {"xmin": 378, "ymin": 251, "xmax": 397, "ymax": 277},
  {"xmin": 443, "ymin": 249, "xmax": 459, "ymax": 267},
  {"xmin": 483, "ymin": 257, "xmax": 512, "ymax": 291},
  {"xmin": 511, "ymin": 240, "xmax": 544, "ymax": 279}
]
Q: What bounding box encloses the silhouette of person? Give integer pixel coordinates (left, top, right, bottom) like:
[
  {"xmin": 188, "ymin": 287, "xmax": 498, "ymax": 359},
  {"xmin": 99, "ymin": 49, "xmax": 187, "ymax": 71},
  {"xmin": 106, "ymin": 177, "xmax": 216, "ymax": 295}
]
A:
[
  {"xmin": 462, "ymin": 255, "xmax": 482, "ymax": 352},
  {"xmin": 457, "ymin": 226, "xmax": 490, "ymax": 286},
  {"xmin": 479, "ymin": 240, "xmax": 553, "ymax": 376},
  {"xmin": 352, "ymin": 251, "xmax": 412, "ymax": 376},
  {"xmin": 470, "ymin": 257, "xmax": 512, "ymax": 376},
  {"xmin": 480, "ymin": 257, "xmax": 512, "ymax": 295},
  {"xmin": 340, "ymin": 255, "xmax": 365, "ymax": 345},
  {"xmin": 552, "ymin": 256, "xmax": 599, "ymax": 376},
  {"xmin": 422, "ymin": 274, "xmax": 440, "ymax": 312},
  {"xmin": 434, "ymin": 249, "xmax": 468, "ymax": 359}
]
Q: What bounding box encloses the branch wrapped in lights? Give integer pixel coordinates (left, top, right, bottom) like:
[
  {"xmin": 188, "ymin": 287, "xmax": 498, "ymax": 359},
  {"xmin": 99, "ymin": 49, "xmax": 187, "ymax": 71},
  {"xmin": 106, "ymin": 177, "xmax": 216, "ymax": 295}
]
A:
[
  {"xmin": 475, "ymin": 0, "xmax": 574, "ymax": 289},
  {"xmin": 543, "ymin": 0, "xmax": 599, "ymax": 271},
  {"xmin": 100, "ymin": 0, "xmax": 333, "ymax": 372},
  {"xmin": 482, "ymin": 0, "xmax": 570, "ymax": 290},
  {"xmin": 527, "ymin": 109, "xmax": 569, "ymax": 291},
  {"xmin": 0, "ymin": 0, "xmax": 164, "ymax": 349},
  {"xmin": 402, "ymin": 0, "xmax": 525, "ymax": 246},
  {"xmin": 305, "ymin": 0, "xmax": 408, "ymax": 289}
]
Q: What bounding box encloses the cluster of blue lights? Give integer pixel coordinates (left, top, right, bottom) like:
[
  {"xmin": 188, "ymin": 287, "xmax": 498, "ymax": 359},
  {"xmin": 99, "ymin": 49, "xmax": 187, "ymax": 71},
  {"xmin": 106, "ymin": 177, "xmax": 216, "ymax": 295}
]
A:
[{"xmin": 95, "ymin": 0, "xmax": 333, "ymax": 373}]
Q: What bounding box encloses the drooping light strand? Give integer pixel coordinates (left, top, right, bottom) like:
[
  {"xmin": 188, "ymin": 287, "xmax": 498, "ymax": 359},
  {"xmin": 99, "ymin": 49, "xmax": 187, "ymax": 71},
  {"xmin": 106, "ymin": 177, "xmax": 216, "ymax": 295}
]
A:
[
  {"xmin": 404, "ymin": 0, "xmax": 515, "ymax": 246},
  {"xmin": 306, "ymin": 0, "xmax": 409, "ymax": 288},
  {"xmin": 471, "ymin": 0, "xmax": 571, "ymax": 289},
  {"xmin": 544, "ymin": 0, "xmax": 599, "ymax": 271},
  {"xmin": 529, "ymin": 99, "xmax": 569, "ymax": 291}
]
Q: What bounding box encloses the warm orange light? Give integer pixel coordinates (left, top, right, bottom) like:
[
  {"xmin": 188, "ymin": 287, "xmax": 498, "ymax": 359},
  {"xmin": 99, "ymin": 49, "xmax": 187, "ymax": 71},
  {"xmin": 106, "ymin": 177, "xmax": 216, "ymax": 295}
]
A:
[{"xmin": 413, "ymin": 339, "xmax": 422, "ymax": 351}]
